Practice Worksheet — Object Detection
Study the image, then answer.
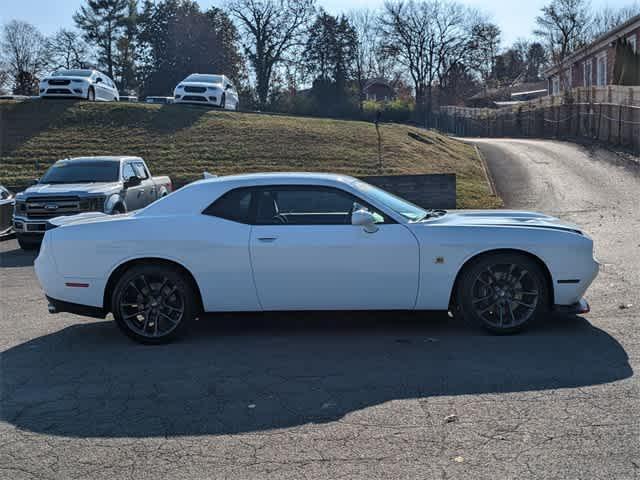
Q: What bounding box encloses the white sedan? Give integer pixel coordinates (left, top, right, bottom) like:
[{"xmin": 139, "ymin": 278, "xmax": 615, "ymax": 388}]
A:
[
  {"xmin": 35, "ymin": 173, "xmax": 599, "ymax": 344},
  {"xmin": 173, "ymin": 74, "xmax": 239, "ymax": 109},
  {"xmin": 39, "ymin": 69, "xmax": 119, "ymax": 101}
]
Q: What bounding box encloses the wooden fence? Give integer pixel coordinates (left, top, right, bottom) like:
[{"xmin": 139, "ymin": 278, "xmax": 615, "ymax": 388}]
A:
[{"xmin": 438, "ymin": 86, "xmax": 640, "ymax": 153}]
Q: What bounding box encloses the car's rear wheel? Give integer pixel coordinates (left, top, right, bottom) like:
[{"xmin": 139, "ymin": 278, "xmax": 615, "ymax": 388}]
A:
[
  {"xmin": 111, "ymin": 264, "xmax": 196, "ymax": 344},
  {"xmin": 456, "ymin": 253, "xmax": 549, "ymax": 334},
  {"xmin": 87, "ymin": 87, "xmax": 95, "ymax": 102}
]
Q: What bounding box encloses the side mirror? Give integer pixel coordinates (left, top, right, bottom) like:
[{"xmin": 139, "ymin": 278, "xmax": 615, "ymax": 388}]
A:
[
  {"xmin": 351, "ymin": 209, "xmax": 378, "ymax": 233},
  {"xmin": 31, "ymin": 178, "xmax": 39, "ymax": 185},
  {"xmin": 95, "ymin": 78, "xmax": 103, "ymax": 83},
  {"xmin": 124, "ymin": 176, "xmax": 141, "ymax": 188}
]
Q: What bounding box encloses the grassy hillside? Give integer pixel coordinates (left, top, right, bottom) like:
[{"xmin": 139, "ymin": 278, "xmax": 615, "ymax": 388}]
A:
[{"xmin": 0, "ymin": 100, "xmax": 500, "ymax": 208}]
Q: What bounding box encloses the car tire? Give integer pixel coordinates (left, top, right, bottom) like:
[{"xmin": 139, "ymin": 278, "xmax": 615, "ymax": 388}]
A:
[
  {"xmin": 87, "ymin": 88, "xmax": 95, "ymax": 102},
  {"xmin": 220, "ymin": 94, "xmax": 226, "ymax": 109},
  {"xmin": 17, "ymin": 235, "xmax": 40, "ymax": 251},
  {"xmin": 111, "ymin": 204, "xmax": 126, "ymax": 215},
  {"xmin": 111, "ymin": 264, "xmax": 196, "ymax": 344},
  {"xmin": 456, "ymin": 252, "xmax": 550, "ymax": 334}
]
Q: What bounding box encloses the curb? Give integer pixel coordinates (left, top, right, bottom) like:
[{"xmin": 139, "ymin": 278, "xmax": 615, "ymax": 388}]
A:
[{"xmin": 473, "ymin": 144, "xmax": 498, "ymax": 197}]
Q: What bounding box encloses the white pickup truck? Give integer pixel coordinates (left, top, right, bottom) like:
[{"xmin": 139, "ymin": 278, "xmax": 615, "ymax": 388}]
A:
[{"xmin": 13, "ymin": 156, "xmax": 172, "ymax": 250}]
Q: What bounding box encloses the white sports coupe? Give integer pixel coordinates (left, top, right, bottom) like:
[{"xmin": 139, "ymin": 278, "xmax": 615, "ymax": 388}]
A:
[{"xmin": 35, "ymin": 173, "xmax": 599, "ymax": 344}]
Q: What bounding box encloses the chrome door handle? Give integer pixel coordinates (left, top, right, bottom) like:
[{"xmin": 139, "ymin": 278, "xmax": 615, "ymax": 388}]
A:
[{"xmin": 257, "ymin": 237, "xmax": 277, "ymax": 242}]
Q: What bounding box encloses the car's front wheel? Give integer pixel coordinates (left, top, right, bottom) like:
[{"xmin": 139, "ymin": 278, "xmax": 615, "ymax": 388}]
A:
[
  {"xmin": 111, "ymin": 264, "xmax": 196, "ymax": 344},
  {"xmin": 220, "ymin": 93, "xmax": 226, "ymax": 109},
  {"xmin": 87, "ymin": 87, "xmax": 95, "ymax": 102},
  {"xmin": 456, "ymin": 252, "xmax": 550, "ymax": 334}
]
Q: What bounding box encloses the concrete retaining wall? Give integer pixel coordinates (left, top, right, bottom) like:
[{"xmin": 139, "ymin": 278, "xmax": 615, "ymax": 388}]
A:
[{"xmin": 361, "ymin": 173, "xmax": 456, "ymax": 209}]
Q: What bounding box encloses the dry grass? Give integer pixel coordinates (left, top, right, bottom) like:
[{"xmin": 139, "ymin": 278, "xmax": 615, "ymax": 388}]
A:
[{"xmin": 0, "ymin": 100, "xmax": 500, "ymax": 208}]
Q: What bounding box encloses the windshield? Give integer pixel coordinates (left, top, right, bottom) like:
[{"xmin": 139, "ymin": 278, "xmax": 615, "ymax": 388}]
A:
[
  {"xmin": 354, "ymin": 181, "xmax": 429, "ymax": 221},
  {"xmin": 185, "ymin": 74, "xmax": 222, "ymax": 84},
  {"xmin": 52, "ymin": 70, "xmax": 93, "ymax": 77},
  {"xmin": 40, "ymin": 160, "xmax": 120, "ymax": 184}
]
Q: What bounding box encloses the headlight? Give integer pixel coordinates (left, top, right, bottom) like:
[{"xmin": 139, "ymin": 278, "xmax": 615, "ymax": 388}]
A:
[
  {"xmin": 177, "ymin": 84, "xmax": 184, "ymax": 89},
  {"xmin": 207, "ymin": 86, "xmax": 220, "ymax": 91},
  {"xmin": 72, "ymin": 79, "xmax": 85, "ymax": 83}
]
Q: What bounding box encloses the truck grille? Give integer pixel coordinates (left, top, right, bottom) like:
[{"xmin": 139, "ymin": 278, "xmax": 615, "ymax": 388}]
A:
[
  {"xmin": 22, "ymin": 196, "xmax": 105, "ymax": 219},
  {"xmin": 184, "ymin": 86, "xmax": 206, "ymax": 93}
]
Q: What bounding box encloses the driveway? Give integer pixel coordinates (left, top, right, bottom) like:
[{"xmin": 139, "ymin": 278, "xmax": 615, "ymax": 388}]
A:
[{"xmin": 0, "ymin": 138, "xmax": 638, "ymax": 479}]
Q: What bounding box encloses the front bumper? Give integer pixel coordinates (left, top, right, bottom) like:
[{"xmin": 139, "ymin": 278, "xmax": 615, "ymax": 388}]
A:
[
  {"xmin": 13, "ymin": 216, "xmax": 55, "ymax": 236},
  {"xmin": 174, "ymin": 93, "xmax": 222, "ymax": 106},
  {"xmin": 553, "ymin": 297, "xmax": 590, "ymax": 315}
]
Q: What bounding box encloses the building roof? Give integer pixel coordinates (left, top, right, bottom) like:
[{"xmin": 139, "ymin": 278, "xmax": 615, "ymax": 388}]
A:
[{"xmin": 545, "ymin": 14, "xmax": 640, "ymax": 76}]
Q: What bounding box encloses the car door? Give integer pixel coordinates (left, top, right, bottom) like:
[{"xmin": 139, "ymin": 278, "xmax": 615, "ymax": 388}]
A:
[
  {"xmin": 133, "ymin": 161, "xmax": 157, "ymax": 203},
  {"xmin": 249, "ymin": 185, "xmax": 420, "ymax": 310},
  {"xmin": 94, "ymin": 75, "xmax": 107, "ymax": 100},
  {"xmin": 123, "ymin": 162, "xmax": 145, "ymax": 210}
]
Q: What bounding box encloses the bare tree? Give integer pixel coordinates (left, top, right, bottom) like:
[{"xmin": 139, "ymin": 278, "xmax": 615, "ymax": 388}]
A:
[
  {"xmin": 380, "ymin": 0, "xmax": 476, "ymax": 126},
  {"xmin": 0, "ymin": 20, "xmax": 49, "ymax": 95},
  {"xmin": 534, "ymin": 0, "xmax": 591, "ymax": 67},
  {"xmin": 468, "ymin": 20, "xmax": 501, "ymax": 85},
  {"xmin": 47, "ymin": 29, "xmax": 91, "ymax": 70},
  {"xmin": 228, "ymin": 0, "xmax": 315, "ymax": 109},
  {"xmin": 349, "ymin": 8, "xmax": 379, "ymax": 111},
  {"xmin": 379, "ymin": 1, "xmax": 433, "ymax": 117},
  {"xmin": 588, "ymin": 3, "xmax": 639, "ymax": 40}
]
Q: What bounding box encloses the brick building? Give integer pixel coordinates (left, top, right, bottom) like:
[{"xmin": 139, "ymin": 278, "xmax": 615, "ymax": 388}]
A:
[{"xmin": 546, "ymin": 14, "xmax": 640, "ymax": 95}]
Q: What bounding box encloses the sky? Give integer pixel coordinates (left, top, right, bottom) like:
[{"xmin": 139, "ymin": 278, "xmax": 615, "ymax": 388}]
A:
[{"xmin": 0, "ymin": 0, "xmax": 636, "ymax": 47}]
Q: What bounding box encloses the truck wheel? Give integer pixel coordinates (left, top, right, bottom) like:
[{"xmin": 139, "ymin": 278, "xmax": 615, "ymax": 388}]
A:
[
  {"xmin": 456, "ymin": 252, "xmax": 550, "ymax": 334},
  {"xmin": 111, "ymin": 264, "xmax": 196, "ymax": 344},
  {"xmin": 111, "ymin": 204, "xmax": 126, "ymax": 215},
  {"xmin": 17, "ymin": 235, "xmax": 40, "ymax": 251}
]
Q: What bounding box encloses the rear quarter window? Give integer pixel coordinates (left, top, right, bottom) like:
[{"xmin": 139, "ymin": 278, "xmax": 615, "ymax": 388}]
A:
[{"xmin": 202, "ymin": 188, "xmax": 252, "ymax": 224}]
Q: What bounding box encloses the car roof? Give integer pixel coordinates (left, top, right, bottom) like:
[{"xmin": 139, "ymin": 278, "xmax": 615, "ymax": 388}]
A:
[
  {"xmin": 196, "ymin": 172, "xmax": 359, "ymax": 187},
  {"xmin": 57, "ymin": 156, "xmax": 142, "ymax": 163}
]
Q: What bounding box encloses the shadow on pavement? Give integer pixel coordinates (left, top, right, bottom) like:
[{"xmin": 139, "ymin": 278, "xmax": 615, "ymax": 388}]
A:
[
  {"xmin": 0, "ymin": 246, "xmax": 37, "ymax": 268},
  {"xmin": 0, "ymin": 312, "xmax": 631, "ymax": 438}
]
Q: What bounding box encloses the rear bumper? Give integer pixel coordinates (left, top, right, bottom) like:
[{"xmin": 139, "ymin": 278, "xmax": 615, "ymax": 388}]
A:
[
  {"xmin": 553, "ymin": 298, "xmax": 590, "ymax": 315},
  {"xmin": 46, "ymin": 295, "xmax": 106, "ymax": 319}
]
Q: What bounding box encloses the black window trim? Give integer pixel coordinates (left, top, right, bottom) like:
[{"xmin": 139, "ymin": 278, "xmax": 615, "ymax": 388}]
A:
[{"xmin": 202, "ymin": 184, "xmax": 396, "ymax": 226}]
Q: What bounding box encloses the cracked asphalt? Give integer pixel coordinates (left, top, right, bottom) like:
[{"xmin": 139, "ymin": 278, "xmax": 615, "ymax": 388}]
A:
[{"xmin": 1, "ymin": 138, "xmax": 639, "ymax": 479}]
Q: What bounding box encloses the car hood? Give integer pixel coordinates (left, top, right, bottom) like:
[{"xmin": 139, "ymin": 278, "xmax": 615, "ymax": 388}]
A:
[
  {"xmin": 423, "ymin": 210, "xmax": 583, "ymax": 234},
  {"xmin": 18, "ymin": 182, "xmax": 121, "ymax": 197},
  {"xmin": 43, "ymin": 76, "xmax": 89, "ymax": 82},
  {"xmin": 177, "ymin": 81, "xmax": 223, "ymax": 89}
]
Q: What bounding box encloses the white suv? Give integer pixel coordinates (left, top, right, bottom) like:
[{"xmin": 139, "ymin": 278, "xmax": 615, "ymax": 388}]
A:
[
  {"xmin": 39, "ymin": 69, "xmax": 119, "ymax": 102},
  {"xmin": 173, "ymin": 74, "xmax": 239, "ymax": 110}
]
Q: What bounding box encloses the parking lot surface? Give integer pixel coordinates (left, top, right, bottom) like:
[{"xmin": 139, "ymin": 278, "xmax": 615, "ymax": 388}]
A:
[{"xmin": 1, "ymin": 138, "xmax": 639, "ymax": 479}]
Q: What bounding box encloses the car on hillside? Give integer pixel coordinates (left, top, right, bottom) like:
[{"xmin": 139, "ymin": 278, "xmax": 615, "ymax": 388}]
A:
[
  {"xmin": 173, "ymin": 74, "xmax": 239, "ymax": 110},
  {"xmin": 0, "ymin": 185, "xmax": 15, "ymax": 238},
  {"xmin": 13, "ymin": 156, "xmax": 171, "ymax": 250},
  {"xmin": 39, "ymin": 69, "xmax": 119, "ymax": 101},
  {"xmin": 35, "ymin": 172, "xmax": 599, "ymax": 344}
]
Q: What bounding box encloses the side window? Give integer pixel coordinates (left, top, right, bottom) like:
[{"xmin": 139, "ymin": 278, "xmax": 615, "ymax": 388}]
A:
[
  {"xmin": 123, "ymin": 163, "xmax": 136, "ymax": 180},
  {"xmin": 133, "ymin": 162, "xmax": 149, "ymax": 179},
  {"xmin": 203, "ymin": 188, "xmax": 252, "ymax": 224},
  {"xmin": 254, "ymin": 186, "xmax": 387, "ymax": 226}
]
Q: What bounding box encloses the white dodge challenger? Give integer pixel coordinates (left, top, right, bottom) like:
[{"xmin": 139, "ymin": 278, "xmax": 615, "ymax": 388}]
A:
[{"xmin": 35, "ymin": 173, "xmax": 599, "ymax": 344}]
